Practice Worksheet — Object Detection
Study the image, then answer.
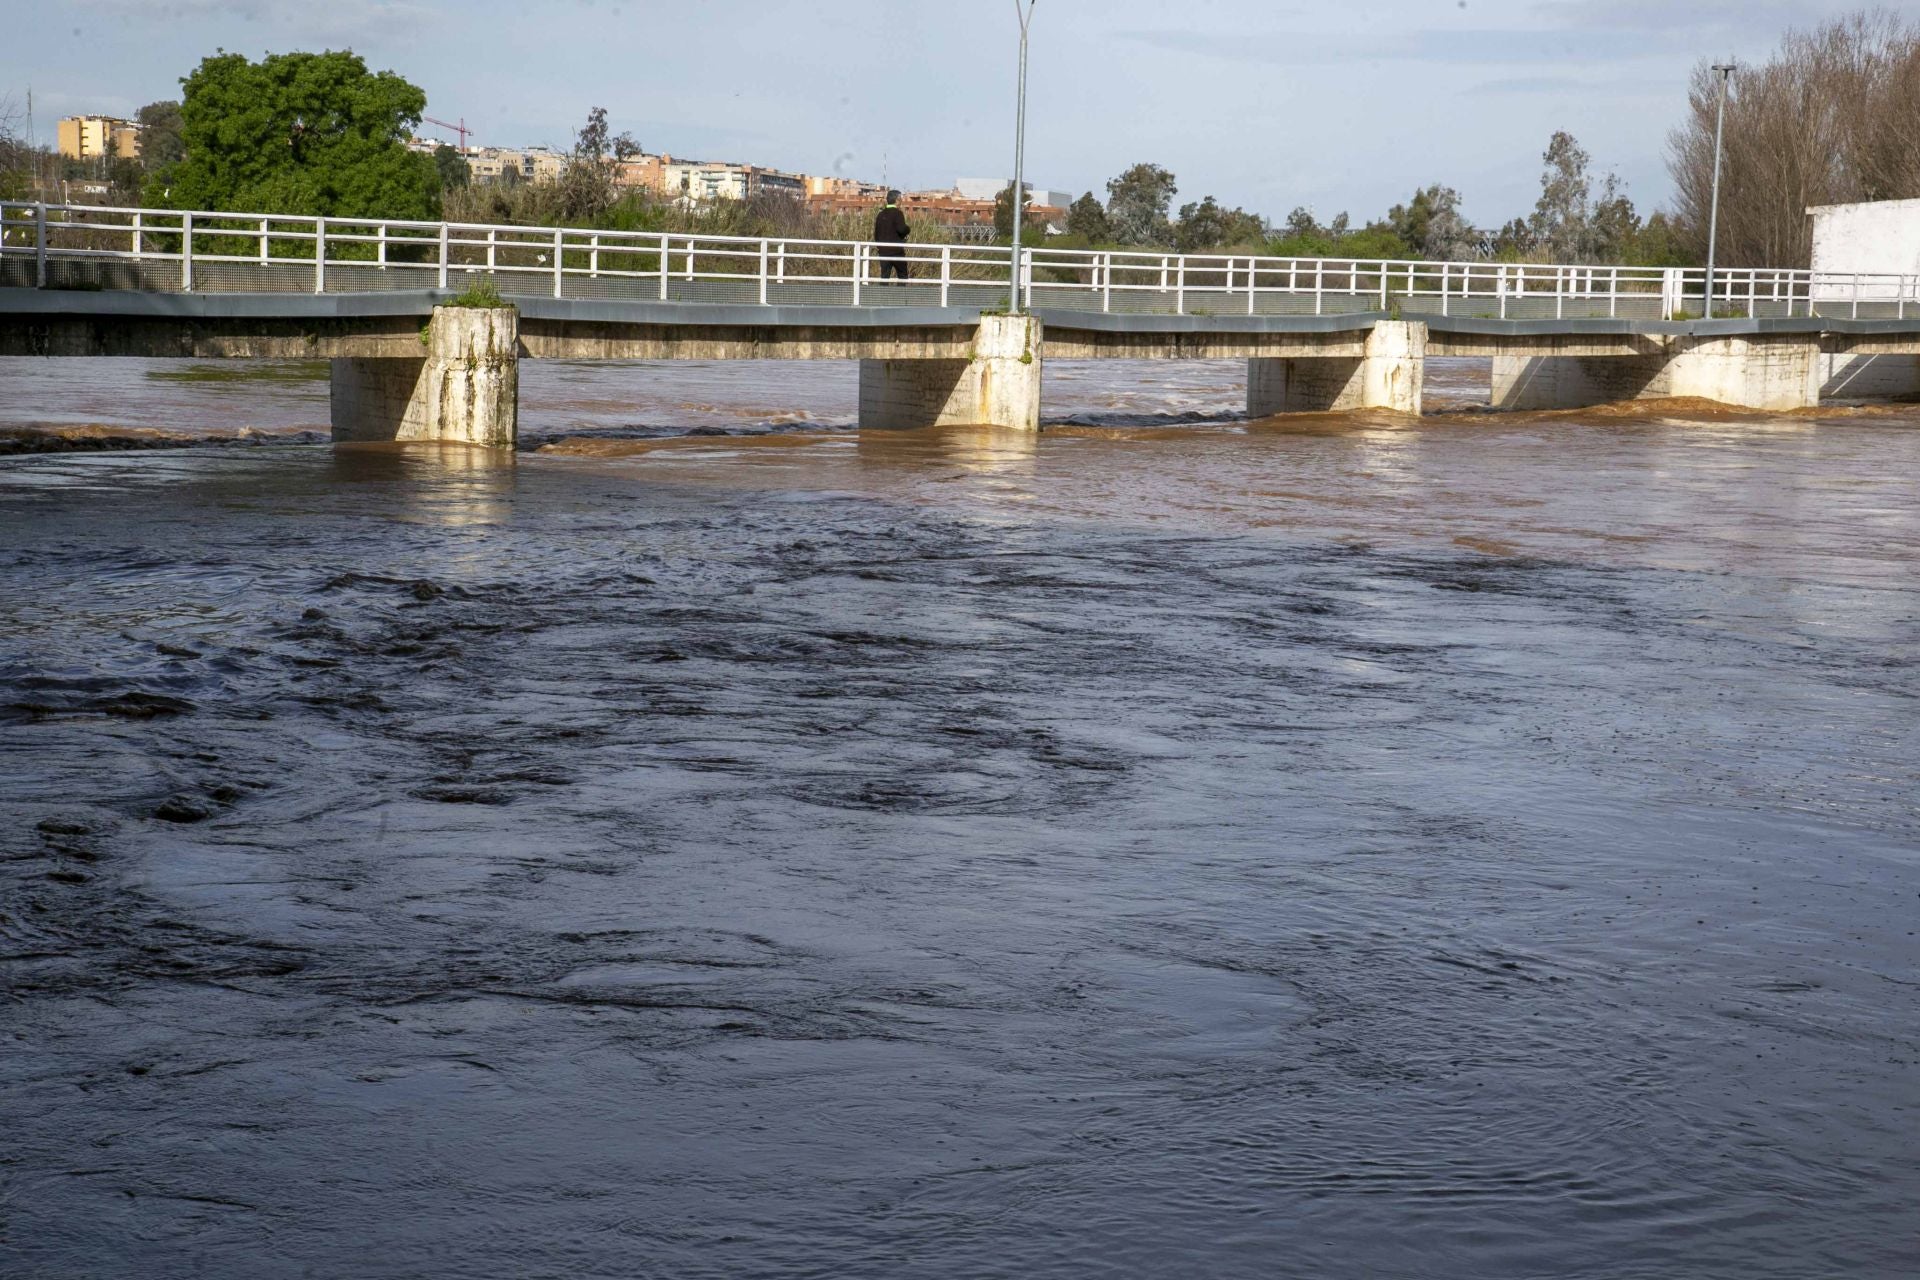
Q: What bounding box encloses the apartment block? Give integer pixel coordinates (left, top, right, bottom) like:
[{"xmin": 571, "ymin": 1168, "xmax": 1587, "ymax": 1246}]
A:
[
  {"xmin": 57, "ymin": 116, "xmax": 142, "ymax": 161},
  {"xmin": 468, "ymin": 146, "xmax": 570, "ymax": 185}
]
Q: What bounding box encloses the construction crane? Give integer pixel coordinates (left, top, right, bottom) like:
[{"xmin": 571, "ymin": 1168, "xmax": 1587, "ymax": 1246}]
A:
[{"xmin": 421, "ymin": 115, "xmax": 471, "ymax": 151}]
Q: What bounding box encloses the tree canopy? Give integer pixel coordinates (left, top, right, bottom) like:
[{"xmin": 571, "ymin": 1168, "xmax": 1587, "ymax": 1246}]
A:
[
  {"xmin": 156, "ymin": 49, "xmax": 439, "ymax": 219},
  {"xmin": 1669, "ymin": 10, "xmax": 1920, "ymax": 267},
  {"xmin": 1106, "ymin": 163, "xmax": 1177, "ymax": 246},
  {"xmin": 135, "ymin": 101, "xmax": 186, "ymax": 172}
]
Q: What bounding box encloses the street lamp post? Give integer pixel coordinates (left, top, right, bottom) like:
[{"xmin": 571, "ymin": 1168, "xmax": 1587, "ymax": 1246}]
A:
[
  {"xmin": 1008, "ymin": 0, "xmax": 1036, "ymax": 313},
  {"xmin": 1703, "ymin": 62, "xmax": 1736, "ymax": 320}
]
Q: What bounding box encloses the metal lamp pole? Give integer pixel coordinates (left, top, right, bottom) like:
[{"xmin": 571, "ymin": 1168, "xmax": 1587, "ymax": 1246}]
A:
[
  {"xmin": 1703, "ymin": 62, "xmax": 1735, "ymax": 320},
  {"xmin": 1008, "ymin": 0, "xmax": 1036, "ymax": 313}
]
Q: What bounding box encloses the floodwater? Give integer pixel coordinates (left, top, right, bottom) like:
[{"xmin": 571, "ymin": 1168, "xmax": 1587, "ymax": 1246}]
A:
[{"xmin": 2, "ymin": 356, "xmax": 1918, "ymax": 1279}]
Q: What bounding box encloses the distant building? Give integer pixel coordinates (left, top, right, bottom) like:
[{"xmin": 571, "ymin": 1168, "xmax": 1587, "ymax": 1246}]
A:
[
  {"xmin": 58, "ymin": 115, "xmax": 141, "ymax": 161},
  {"xmin": 468, "ymin": 146, "xmax": 569, "ymax": 185},
  {"xmin": 953, "ymin": 177, "xmax": 1073, "ymax": 212},
  {"xmin": 806, "ymin": 175, "xmax": 888, "ymax": 200},
  {"xmin": 643, "ymin": 157, "xmax": 804, "ymax": 203}
]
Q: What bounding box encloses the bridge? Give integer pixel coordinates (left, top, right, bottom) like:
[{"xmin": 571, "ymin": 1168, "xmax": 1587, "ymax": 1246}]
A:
[{"xmin": 7, "ymin": 201, "xmax": 1920, "ymax": 447}]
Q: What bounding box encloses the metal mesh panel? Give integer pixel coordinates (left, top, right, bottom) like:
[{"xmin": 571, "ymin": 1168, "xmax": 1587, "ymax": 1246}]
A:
[
  {"xmin": 764, "ymin": 281, "xmax": 858, "ymax": 306},
  {"xmin": 41, "ymin": 257, "xmax": 183, "ymax": 291},
  {"xmin": 192, "ymin": 261, "xmax": 318, "ymax": 293},
  {"xmin": 323, "ymin": 263, "xmax": 440, "ymax": 293},
  {"xmin": 560, "ymin": 274, "xmax": 666, "ymax": 302}
]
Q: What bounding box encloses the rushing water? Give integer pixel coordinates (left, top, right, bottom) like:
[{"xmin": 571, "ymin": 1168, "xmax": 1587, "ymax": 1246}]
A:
[{"xmin": 2, "ymin": 358, "xmax": 1918, "ymax": 1279}]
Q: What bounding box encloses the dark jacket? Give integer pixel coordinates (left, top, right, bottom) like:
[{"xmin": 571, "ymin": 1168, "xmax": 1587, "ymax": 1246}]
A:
[{"xmin": 873, "ymin": 205, "xmax": 910, "ymax": 253}]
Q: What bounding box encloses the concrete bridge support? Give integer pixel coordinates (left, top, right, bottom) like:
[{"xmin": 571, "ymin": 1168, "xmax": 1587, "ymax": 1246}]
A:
[
  {"xmin": 859, "ymin": 313, "xmax": 1043, "ymax": 430},
  {"xmin": 330, "ymin": 305, "xmax": 519, "ymax": 447},
  {"xmin": 1491, "ymin": 333, "xmax": 1822, "ymax": 412},
  {"xmin": 1246, "ymin": 320, "xmax": 1424, "ymax": 416},
  {"xmin": 1821, "ymin": 352, "xmax": 1920, "ymax": 401}
]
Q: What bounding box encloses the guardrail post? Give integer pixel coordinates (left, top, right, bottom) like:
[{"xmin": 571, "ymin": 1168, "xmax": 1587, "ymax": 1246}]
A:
[
  {"xmin": 132, "ymin": 210, "xmax": 144, "ymax": 260},
  {"xmin": 1175, "ymin": 256, "xmax": 1185, "ymax": 315},
  {"xmin": 1378, "ymin": 262, "xmax": 1388, "ymax": 312},
  {"xmin": 34, "ymin": 202, "xmax": 47, "ymax": 288},
  {"xmin": 1440, "ymin": 262, "xmax": 1449, "ymax": 317},
  {"xmin": 438, "ymin": 223, "xmax": 448, "ymax": 289},
  {"xmin": 315, "ymin": 217, "xmax": 326, "ymax": 293},
  {"xmin": 1555, "ymin": 266, "xmax": 1564, "ymax": 320},
  {"xmin": 1101, "ymin": 253, "xmax": 1111, "ymax": 313},
  {"xmin": 590, "ymin": 234, "xmax": 600, "ymax": 279},
  {"xmin": 940, "ymin": 245, "xmax": 951, "ymax": 307},
  {"xmin": 181, "ymin": 211, "xmax": 193, "ymax": 292},
  {"xmin": 852, "ymin": 244, "xmax": 863, "ymax": 306},
  {"xmin": 1314, "ymin": 260, "xmax": 1323, "ymax": 316},
  {"xmin": 758, "ymin": 239, "xmax": 769, "ymax": 305},
  {"xmin": 659, "ymin": 234, "xmax": 670, "ymax": 300},
  {"xmin": 552, "ymin": 228, "xmax": 564, "ymax": 298},
  {"xmin": 1248, "ymin": 258, "xmax": 1258, "ymax": 315}
]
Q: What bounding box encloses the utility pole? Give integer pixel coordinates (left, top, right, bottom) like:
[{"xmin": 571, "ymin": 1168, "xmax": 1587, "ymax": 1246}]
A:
[
  {"xmin": 1008, "ymin": 0, "xmax": 1036, "ymax": 313},
  {"xmin": 1704, "ymin": 62, "xmax": 1736, "ymax": 320}
]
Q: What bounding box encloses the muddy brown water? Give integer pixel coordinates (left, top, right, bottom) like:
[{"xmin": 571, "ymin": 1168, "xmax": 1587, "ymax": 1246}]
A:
[{"xmin": 2, "ymin": 356, "xmax": 1918, "ymax": 1278}]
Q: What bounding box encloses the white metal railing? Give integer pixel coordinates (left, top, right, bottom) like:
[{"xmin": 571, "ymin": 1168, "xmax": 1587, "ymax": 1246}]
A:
[{"xmin": 4, "ymin": 200, "xmax": 1916, "ymax": 322}]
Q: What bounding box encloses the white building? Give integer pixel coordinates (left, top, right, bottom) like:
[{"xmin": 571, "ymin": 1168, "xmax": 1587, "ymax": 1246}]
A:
[
  {"xmin": 954, "ymin": 178, "xmax": 1073, "ymax": 208},
  {"xmin": 1809, "ymin": 197, "xmax": 1920, "ymax": 292},
  {"xmin": 1806, "ymin": 198, "xmax": 1920, "ymax": 398}
]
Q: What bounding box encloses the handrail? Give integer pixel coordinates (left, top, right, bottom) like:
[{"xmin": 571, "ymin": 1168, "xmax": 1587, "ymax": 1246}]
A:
[{"xmin": 3, "ymin": 199, "xmax": 1910, "ymax": 321}]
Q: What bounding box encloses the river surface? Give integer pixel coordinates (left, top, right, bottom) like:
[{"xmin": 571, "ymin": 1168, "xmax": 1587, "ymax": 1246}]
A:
[{"xmin": 3, "ymin": 358, "xmax": 1918, "ymax": 1278}]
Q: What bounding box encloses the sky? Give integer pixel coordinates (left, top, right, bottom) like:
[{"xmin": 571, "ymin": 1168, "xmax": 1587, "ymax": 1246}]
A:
[{"xmin": 3, "ymin": 0, "xmax": 1905, "ymax": 227}]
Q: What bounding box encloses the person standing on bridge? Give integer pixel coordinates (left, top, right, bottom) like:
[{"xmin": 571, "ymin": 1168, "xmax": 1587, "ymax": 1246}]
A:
[{"xmin": 873, "ymin": 190, "xmax": 911, "ymax": 282}]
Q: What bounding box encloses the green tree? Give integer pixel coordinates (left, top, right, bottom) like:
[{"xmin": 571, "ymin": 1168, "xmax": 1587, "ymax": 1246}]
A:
[
  {"xmin": 1105, "ymin": 162, "xmax": 1177, "ymax": 246},
  {"xmin": 0, "ymin": 95, "xmax": 31, "ymax": 200},
  {"xmin": 993, "ymin": 181, "xmax": 1030, "ymax": 238},
  {"xmin": 1065, "ymin": 191, "xmax": 1110, "ymax": 242},
  {"xmin": 1387, "ymin": 183, "xmax": 1473, "ymax": 260},
  {"xmin": 135, "ymin": 100, "xmax": 185, "ymax": 171},
  {"xmin": 104, "ymin": 133, "xmax": 144, "ymax": 200},
  {"xmin": 158, "ymin": 49, "xmax": 439, "ymax": 219},
  {"xmin": 1588, "ymin": 178, "xmax": 1641, "ymax": 263},
  {"xmin": 434, "ymin": 144, "xmax": 470, "ymax": 191},
  {"xmin": 557, "ymin": 105, "xmax": 638, "ymax": 222},
  {"xmin": 1622, "ymin": 210, "xmax": 1693, "ymax": 267},
  {"xmin": 1174, "ymin": 196, "xmax": 1265, "ymax": 252},
  {"xmin": 1336, "ymin": 223, "xmax": 1412, "ymax": 260},
  {"xmin": 1492, "ymin": 216, "xmax": 1534, "ymax": 261}
]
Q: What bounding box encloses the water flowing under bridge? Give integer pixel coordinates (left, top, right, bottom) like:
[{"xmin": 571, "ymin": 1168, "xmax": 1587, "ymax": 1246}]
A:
[{"xmin": 7, "ymin": 201, "xmax": 1920, "ymax": 446}]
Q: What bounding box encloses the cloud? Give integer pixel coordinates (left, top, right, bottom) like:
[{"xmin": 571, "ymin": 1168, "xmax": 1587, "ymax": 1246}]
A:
[
  {"xmin": 1112, "ymin": 25, "xmax": 1657, "ymax": 66},
  {"xmin": 1465, "ymin": 75, "xmax": 1677, "ymax": 96},
  {"xmin": 70, "ymin": 0, "xmax": 440, "ymax": 43},
  {"xmin": 1532, "ymin": 0, "xmax": 1862, "ymax": 34}
]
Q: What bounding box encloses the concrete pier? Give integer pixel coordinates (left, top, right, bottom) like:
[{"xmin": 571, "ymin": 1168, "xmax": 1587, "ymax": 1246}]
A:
[
  {"xmin": 330, "ymin": 305, "xmax": 520, "ymax": 447},
  {"xmin": 1247, "ymin": 320, "xmax": 1424, "ymax": 415},
  {"xmin": 1821, "ymin": 352, "xmax": 1920, "ymax": 401},
  {"xmin": 1490, "ymin": 333, "xmax": 1823, "ymax": 412},
  {"xmin": 859, "ymin": 313, "xmax": 1043, "ymax": 430}
]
